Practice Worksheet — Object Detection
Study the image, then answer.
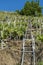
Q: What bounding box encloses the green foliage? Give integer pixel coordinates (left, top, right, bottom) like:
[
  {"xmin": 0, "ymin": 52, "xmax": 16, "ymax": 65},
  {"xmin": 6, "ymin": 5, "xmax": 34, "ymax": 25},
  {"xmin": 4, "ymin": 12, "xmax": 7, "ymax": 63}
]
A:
[
  {"xmin": 15, "ymin": 10, "xmax": 20, "ymax": 14},
  {"xmin": 38, "ymin": 61, "xmax": 43, "ymax": 65},
  {"xmin": 32, "ymin": 22, "xmax": 40, "ymax": 28},
  {"xmin": 20, "ymin": 1, "xmax": 42, "ymax": 16},
  {"xmin": 0, "ymin": 21, "xmax": 27, "ymax": 40},
  {"xmin": 37, "ymin": 35, "xmax": 43, "ymax": 42}
]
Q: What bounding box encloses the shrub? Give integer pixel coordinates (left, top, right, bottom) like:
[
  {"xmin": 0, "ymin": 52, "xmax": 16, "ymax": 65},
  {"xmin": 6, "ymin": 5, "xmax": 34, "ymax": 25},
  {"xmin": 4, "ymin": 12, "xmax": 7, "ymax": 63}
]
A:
[{"xmin": 20, "ymin": 1, "xmax": 42, "ymax": 16}]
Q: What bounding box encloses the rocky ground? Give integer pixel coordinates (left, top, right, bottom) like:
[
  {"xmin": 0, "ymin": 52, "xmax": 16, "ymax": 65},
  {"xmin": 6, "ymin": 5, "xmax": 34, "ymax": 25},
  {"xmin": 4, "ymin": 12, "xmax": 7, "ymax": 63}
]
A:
[{"xmin": 0, "ymin": 40, "xmax": 43, "ymax": 65}]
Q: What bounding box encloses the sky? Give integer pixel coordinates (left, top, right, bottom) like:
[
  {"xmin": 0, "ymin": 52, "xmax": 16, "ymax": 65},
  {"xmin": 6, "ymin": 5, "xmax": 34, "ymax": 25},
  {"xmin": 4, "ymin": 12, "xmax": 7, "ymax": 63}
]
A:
[{"xmin": 0, "ymin": 0, "xmax": 43, "ymax": 12}]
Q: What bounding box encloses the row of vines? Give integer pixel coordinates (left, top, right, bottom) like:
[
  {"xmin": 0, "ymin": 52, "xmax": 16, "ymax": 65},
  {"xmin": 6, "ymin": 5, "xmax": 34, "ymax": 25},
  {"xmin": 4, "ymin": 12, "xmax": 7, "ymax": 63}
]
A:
[
  {"xmin": 0, "ymin": 21, "xmax": 28, "ymax": 40},
  {"xmin": 0, "ymin": 17, "xmax": 43, "ymax": 41}
]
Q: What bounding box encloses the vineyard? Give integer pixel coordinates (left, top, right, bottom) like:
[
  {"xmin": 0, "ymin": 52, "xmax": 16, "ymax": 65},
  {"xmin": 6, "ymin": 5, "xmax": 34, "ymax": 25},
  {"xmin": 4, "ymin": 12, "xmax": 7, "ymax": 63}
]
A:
[
  {"xmin": 0, "ymin": 12, "xmax": 43, "ymax": 65},
  {"xmin": 0, "ymin": 14, "xmax": 43, "ymax": 41}
]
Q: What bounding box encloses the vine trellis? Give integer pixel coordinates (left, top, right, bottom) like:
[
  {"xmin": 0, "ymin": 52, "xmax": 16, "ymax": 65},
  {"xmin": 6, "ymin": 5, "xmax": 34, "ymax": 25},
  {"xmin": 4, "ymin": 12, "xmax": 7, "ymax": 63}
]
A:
[{"xmin": 0, "ymin": 17, "xmax": 43, "ymax": 65}]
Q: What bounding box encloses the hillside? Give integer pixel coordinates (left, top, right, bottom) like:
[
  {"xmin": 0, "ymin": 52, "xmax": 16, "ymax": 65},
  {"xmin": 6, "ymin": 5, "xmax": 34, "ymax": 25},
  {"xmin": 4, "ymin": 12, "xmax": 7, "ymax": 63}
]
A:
[
  {"xmin": 0, "ymin": 11, "xmax": 43, "ymax": 65},
  {"xmin": 0, "ymin": 11, "xmax": 28, "ymax": 21}
]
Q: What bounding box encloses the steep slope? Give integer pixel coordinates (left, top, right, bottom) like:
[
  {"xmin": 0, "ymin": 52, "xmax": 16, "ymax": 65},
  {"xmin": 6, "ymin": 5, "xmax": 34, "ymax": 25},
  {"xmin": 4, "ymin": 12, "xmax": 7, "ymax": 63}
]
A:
[{"xmin": 0, "ymin": 11, "xmax": 43, "ymax": 65}]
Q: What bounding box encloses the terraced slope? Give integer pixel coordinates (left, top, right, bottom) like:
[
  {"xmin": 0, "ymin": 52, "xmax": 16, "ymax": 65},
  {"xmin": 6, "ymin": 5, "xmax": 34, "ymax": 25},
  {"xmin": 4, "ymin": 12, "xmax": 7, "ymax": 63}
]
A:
[{"xmin": 0, "ymin": 12, "xmax": 43, "ymax": 65}]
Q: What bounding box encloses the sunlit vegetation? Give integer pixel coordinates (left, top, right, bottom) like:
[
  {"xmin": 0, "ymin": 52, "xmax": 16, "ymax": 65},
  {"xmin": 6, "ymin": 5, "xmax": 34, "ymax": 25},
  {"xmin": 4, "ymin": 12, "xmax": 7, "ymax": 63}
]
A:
[
  {"xmin": 0, "ymin": 20, "xmax": 28, "ymax": 40},
  {"xmin": 36, "ymin": 35, "xmax": 43, "ymax": 42},
  {"xmin": 18, "ymin": 1, "xmax": 42, "ymax": 16}
]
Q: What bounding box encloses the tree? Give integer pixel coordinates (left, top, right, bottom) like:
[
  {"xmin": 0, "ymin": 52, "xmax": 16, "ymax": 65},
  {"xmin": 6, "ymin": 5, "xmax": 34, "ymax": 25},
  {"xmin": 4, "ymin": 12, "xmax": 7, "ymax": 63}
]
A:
[
  {"xmin": 20, "ymin": 1, "xmax": 42, "ymax": 16},
  {"xmin": 15, "ymin": 10, "xmax": 20, "ymax": 14}
]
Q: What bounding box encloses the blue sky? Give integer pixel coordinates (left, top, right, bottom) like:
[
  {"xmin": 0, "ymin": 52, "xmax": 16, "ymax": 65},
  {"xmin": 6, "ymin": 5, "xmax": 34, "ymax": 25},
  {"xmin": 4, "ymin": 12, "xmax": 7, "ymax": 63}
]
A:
[{"xmin": 0, "ymin": 0, "xmax": 43, "ymax": 12}]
